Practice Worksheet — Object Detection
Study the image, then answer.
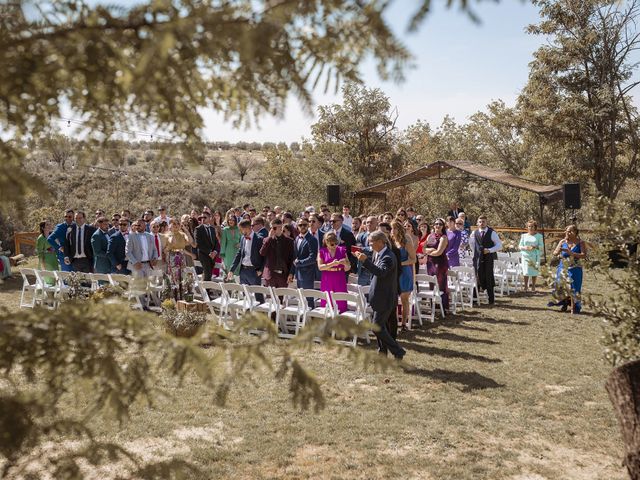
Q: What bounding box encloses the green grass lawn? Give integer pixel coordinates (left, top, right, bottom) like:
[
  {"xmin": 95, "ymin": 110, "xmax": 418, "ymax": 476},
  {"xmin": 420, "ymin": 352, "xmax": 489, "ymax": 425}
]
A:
[{"xmin": 0, "ymin": 268, "xmax": 625, "ymax": 479}]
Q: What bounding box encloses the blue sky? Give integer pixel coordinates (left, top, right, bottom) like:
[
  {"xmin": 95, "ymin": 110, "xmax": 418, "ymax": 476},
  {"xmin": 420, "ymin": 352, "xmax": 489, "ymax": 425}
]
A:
[
  {"xmin": 206, "ymin": 0, "xmax": 545, "ymax": 142},
  {"xmin": 83, "ymin": 0, "xmax": 545, "ymax": 143}
]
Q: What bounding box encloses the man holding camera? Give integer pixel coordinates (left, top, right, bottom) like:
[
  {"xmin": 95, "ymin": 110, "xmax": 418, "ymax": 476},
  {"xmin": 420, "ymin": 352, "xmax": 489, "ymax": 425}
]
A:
[{"xmin": 259, "ymin": 219, "xmax": 294, "ymax": 288}]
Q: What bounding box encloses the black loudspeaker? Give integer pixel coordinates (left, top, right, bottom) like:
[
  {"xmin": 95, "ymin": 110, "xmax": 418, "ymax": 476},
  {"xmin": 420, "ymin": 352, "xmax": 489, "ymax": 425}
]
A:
[
  {"xmin": 327, "ymin": 184, "xmax": 341, "ymax": 206},
  {"xmin": 563, "ymin": 183, "xmax": 581, "ymax": 209}
]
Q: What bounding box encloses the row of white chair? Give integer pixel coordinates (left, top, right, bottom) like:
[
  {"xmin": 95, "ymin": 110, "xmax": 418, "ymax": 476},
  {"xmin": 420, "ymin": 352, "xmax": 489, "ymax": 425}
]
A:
[{"xmin": 198, "ymin": 282, "xmax": 371, "ymax": 347}]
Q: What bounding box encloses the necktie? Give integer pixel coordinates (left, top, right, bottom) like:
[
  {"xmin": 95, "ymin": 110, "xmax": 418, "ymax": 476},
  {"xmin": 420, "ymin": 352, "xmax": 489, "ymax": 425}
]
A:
[
  {"xmin": 78, "ymin": 226, "xmax": 84, "ymax": 256},
  {"xmin": 155, "ymin": 234, "xmax": 160, "ymax": 256},
  {"xmin": 245, "ymin": 235, "xmax": 251, "ymax": 240}
]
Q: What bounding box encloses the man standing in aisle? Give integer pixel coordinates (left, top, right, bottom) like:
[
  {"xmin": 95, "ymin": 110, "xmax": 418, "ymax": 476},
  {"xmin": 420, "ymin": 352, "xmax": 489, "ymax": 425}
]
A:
[
  {"xmin": 91, "ymin": 217, "xmax": 112, "ymax": 274},
  {"xmin": 469, "ymin": 214, "xmax": 502, "ymax": 305},
  {"xmin": 355, "ymin": 231, "xmax": 405, "ymax": 360},
  {"xmin": 63, "ymin": 211, "xmax": 95, "ymax": 273},
  {"xmin": 195, "ymin": 212, "xmax": 220, "ymax": 281},
  {"xmin": 48, "ymin": 209, "xmax": 75, "ymax": 272}
]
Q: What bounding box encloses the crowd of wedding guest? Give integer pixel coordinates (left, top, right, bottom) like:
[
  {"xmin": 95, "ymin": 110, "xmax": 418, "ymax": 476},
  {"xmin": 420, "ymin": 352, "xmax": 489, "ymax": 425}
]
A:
[{"xmin": 30, "ymin": 200, "xmax": 586, "ymax": 344}]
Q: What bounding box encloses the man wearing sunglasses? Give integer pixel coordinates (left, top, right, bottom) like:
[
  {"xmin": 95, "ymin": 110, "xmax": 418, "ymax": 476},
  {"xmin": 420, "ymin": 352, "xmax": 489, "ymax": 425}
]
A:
[
  {"xmin": 47, "ymin": 209, "xmax": 75, "ymax": 272},
  {"xmin": 107, "ymin": 219, "xmax": 131, "ymax": 274},
  {"xmin": 91, "ymin": 217, "xmax": 112, "ymax": 274}
]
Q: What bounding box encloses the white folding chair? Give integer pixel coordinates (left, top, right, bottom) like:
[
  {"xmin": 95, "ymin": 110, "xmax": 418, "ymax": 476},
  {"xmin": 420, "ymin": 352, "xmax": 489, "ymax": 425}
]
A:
[
  {"xmin": 301, "ymin": 289, "xmax": 334, "ymax": 328},
  {"xmin": 273, "ymin": 287, "xmax": 306, "ymax": 338},
  {"xmin": 245, "ymin": 285, "xmax": 278, "ymax": 334},
  {"xmin": 90, "ymin": 273, "xmax": 112, "ymax": 291},
  {"xmin": 415, "ymin": 274, "xmax": 445, "ymax": 322},
  {"xmin": 493, "ymin": 260, "xmax": 509, "ymax": 297},
  {"xmin": 447, "ymin": 270, "xmax": 464, "ymax": 313},
  {"xmin": 199, "ymin": 281, "xmax": 229, "ymax": 327},
  {"xmin": 452, "ymin": 266, "xmax": 487, "ymax": 306},
  {"xmin": 34, "ymin": 270, "xmax": 60, "ymax": 309},
  {"xmin": 330, "ymin": 292, "xmax": 363, "ymax": 347},
  {"xmin": 19, "ymin": 268, "xmax": 39, "ymax": 308},
  {"xmin": 220, "ymin": 282, "xmax": 250, "ymax": 321}
]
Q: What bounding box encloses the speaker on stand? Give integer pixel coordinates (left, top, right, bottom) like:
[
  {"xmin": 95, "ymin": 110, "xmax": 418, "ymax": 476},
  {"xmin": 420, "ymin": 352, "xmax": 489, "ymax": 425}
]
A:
[
  {"xmin": 563, "ymin": 183, "xmax": 581, "ymax": 225},
  {"xmin": 326, "ymin": 184, "xmax": 341, "ymax": 207}
]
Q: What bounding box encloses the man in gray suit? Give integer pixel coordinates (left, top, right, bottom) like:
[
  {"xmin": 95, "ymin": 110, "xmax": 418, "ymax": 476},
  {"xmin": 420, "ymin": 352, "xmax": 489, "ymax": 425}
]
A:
[
  {"xmin": 125, "ymin": 219, "xmax": 158, "ymax": 278},
  {"xmin": 355, "ymin": 231, "xmax": 406, "ymax": 360}
]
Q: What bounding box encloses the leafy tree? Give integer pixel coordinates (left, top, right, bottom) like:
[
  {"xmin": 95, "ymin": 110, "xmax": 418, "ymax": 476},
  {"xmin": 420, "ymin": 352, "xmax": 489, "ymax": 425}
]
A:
[
  {"xmin": 41, "ymin": 134, "xmax": 73, "ymax": 171},
  {"xmin": 230, "ymin": 154, "xmax": 259, "ymax": 181},
  {"xmin": 203, "ymin": 155, "xmax": 222, "ymax": 175},
  {"xmin": 312, "ymin": 83, "xmax": 403, "ymax": 183},
  {"xmin": 519, "ymin": 0, "xmax": 640, "ymax": 199}
]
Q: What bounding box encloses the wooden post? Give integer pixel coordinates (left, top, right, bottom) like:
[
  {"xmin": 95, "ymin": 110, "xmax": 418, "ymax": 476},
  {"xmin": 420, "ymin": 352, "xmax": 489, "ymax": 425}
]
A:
[{"xmin": 606, "ymin": 360, "xmax": 640, "ymax": 480}]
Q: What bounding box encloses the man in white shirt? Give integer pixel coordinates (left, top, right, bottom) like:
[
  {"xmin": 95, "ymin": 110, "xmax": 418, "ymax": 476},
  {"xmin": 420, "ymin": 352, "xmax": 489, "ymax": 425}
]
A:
[
  {"xmin": 342, "ymin": 205, "xmax": 353, "ymax": 230},
  {"xmin": 63, "ymin": 211, "xmax": 96, "ymax": 273},
  {"xmin": 153, "ymin": 206, "xmax": 171, "ymax": 224},
  {"xmin": 469, "ymin": 215, "xmax": 502, "ymax": 305}
]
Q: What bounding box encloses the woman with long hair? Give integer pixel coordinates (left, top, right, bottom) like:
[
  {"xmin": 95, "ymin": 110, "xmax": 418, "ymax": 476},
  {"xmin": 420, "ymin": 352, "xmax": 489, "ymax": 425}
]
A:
[
  {"xmin": 220, "ymin": 210, "xmax": 241, "ymax": 275},
  {"xmin": 423, "ymin": 218, "xmax": 449, "ymax": 312},
  {"xmin": 550, "ymin": 225, "xmax": 587, "ymax": 313},
  {"xmin": 445, "ymin": 216, "xmax": 462, "ymax": 268},
  {"xmin": 391, "ymin": 219, "xmax": 416, "ymax": 331},
  {"xmin": 164, "ymin": 218, "xmax": 197, "ymax": 300},
  {"xmin": 36, "ymin": 221, "xmax": 59, "ymax": 283}
]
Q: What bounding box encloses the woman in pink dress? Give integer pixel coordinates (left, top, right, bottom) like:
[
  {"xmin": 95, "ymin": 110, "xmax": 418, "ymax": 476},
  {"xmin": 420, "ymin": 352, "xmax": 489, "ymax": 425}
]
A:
[{"xmin": 317, "ymin": 232, "xmax": 351, "ymax": 313}]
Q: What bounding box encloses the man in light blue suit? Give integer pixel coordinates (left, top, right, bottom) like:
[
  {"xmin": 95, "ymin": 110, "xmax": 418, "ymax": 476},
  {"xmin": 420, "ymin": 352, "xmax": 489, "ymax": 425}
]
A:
[{"xmin": 47, "ymin": 209, "xmax": 75, "ymax": 272}]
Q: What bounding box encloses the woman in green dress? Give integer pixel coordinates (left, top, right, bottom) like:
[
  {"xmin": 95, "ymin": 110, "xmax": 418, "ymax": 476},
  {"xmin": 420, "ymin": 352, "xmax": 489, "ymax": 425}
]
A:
[
  {"xmin": 519, "ymin": 219, "xmax": 544, "ymax": 292},
  {"xmin": 220, "ymin": 210, "xmax": 241, "ymax": 275},
  {"xmin": 36, "ymin": 221, "xmax": 59, "ymax": 282}
]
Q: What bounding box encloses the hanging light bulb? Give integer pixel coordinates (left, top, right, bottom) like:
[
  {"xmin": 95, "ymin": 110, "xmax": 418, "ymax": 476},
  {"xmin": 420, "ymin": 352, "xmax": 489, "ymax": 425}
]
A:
[{"xmin": 67, "ymin": 120, "xmax": 71, "ymax": 127}]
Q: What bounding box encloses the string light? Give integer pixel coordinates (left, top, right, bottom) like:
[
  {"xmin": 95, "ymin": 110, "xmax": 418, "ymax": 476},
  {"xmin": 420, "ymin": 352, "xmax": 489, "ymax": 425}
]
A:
[{"xmin": 57, "ymin": 117, "xmax": 174, "ymax": 142}]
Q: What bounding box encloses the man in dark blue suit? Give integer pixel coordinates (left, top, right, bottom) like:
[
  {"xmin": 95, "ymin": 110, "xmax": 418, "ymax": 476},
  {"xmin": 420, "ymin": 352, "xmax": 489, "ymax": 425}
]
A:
[
  {"xmin": 308, "ymin": 214, "xmax": 324, "ymax": 281},
  {"xmin": 289, "ymin": 219, "xmax": 318, "ymax": 307},
  {"xmin": 47, "ymin": 209, "xmax": 75, "ymax": 272},
  {"xmin": 355, "ymin": 231, "xmax": 406, "ymax": 360},
  {"xmin": 107, "ymin": 219, "xmax": 130, "ymax": 274},
  {"xmin": 228, "ymin": 218, "xmax": 265, "ymax": 301},
  {"xmin": 253, "ymin": 216, "xmax": 269, "ymax": 238},
  {"xmin": 63, "ymin": 211, "xmax": 96, "ymax": 273}
]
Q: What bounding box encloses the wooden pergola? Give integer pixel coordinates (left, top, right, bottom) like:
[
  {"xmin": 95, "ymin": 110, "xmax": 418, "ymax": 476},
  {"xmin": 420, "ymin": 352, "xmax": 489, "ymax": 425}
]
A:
[{"xmin": 354, "ymin": 160, "xmax": 564, "ymax": 260}]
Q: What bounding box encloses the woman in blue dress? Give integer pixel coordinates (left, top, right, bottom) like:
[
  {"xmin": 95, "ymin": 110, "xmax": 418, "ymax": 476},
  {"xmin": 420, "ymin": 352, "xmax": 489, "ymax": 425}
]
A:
[
  {"xmin": 550, "ymin": 225, "xmax": 587, "ymax": 313},
  {"xmin": 391, "ymin": 220, "xmax": 416, "ymax": 332}
]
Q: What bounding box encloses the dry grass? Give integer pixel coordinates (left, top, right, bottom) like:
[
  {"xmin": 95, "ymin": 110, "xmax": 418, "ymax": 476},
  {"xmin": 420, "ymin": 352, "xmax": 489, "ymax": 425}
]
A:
[{"xmin": 0, "ymin": 268, "xmax": 625, "ymax": 479}]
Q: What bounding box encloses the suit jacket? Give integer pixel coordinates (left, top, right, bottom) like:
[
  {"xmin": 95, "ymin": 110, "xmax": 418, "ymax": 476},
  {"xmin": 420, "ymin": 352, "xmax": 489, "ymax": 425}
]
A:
[
  {"xmin": 291, "ymin": 232, "xmax": 318, "ymax": 276},
  {"xmin": 107, "ymin": 231, "xmax": 128, "ymax": 271},
  {"xmin": 337, "ymin": 227, "xmax": 357, "ymax": 270},
  {"xmin": 258, "ymin": 227, "xmax": 269, "ymax": 238},
  {"xmin": 309, "ymin": 229, "xmax": 324, "ymax": 249},
  {"xmin": 91, "ymin": 229, "xmax": 111, "ymax": 273},
  {"xmin": 194, "ymin": 224, "xmax": 220, "ymax": 257},
  {"xmin": 48, "ymin": 221, "xmax": 74, "ymax": 256},
  {"xmin": 259, "ymin": 235, "xmax": 294, "ymax": 280},
  {"xmin": 362, "ymin": 247, "xmax": 398, "ymax": 312},
  {"xmin": 125, "ymin": 232, "xmax": 158, "ymax": 266},
  {"xmin": 230, "ymin": 232, "xmax": 265, "ymax": 272},
  {"xmin": 447, "ymin": 207, "xmax": 465, "ymax": 219},
  {"xmin": 64, "ymin": 223, "xmax": 96, "ymax": 260}
]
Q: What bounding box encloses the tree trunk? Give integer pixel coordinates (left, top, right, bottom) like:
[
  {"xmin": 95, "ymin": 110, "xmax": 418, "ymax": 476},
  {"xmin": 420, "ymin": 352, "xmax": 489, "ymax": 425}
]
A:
[{"xmin": 606, "ymin": 359, "xmax": 640, "ymax": 479}]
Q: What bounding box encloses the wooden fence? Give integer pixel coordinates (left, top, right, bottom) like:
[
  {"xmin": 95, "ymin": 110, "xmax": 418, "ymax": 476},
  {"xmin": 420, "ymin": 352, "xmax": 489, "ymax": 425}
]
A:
[{"xmin": 14, "ymin": 232, "xmax": 39, "ymax": 255}]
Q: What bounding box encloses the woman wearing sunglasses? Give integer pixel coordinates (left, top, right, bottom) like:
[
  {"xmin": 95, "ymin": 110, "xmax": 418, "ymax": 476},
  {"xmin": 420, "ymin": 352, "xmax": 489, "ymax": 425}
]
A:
[{"xmin": 423, "ymin": 218, "xmax": 450, "ymax": 312}]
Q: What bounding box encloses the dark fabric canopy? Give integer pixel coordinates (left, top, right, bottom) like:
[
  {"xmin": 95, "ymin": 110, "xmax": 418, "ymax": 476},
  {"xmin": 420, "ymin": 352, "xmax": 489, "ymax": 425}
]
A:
[{"xmin": 354, "ymin": 160, "xmax": 564, "ymax": 202}]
